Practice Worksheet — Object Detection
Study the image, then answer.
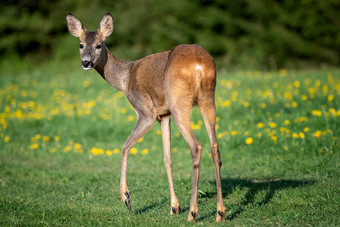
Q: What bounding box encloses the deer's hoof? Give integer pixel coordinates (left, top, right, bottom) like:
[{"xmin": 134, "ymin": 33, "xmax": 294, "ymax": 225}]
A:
[
  {"xmin": 170, "ymin": 205, "xmax": 181, "ymax": 215},
  {"xmin": 216, "ymin": 210, "xmax": 225, "ymax": 222},
  {"xmin": 187, "ymin": 211, "xmax": 197, "ymax": 222},
  {"xmin": 124, "ymin": 192, "xmax": 131, "ymax": 210}
]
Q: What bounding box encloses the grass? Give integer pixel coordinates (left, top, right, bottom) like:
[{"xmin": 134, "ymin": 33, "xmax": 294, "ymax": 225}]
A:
[{"xmin": 0, "ymin": 65, "xmax": 339, "ymax": 226}]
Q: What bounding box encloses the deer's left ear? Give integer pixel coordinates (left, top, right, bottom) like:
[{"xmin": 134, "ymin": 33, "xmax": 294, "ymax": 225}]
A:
[
  {"xmin": 66, "ymin": 13, "xmax": 86, "ymax": 38},
  {"xmin": 98, "ymin": 13, "xmax": 114, "ymax": 38}
]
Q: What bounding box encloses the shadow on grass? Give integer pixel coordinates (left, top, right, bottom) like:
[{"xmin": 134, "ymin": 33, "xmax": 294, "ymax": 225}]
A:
[{"xmin": 198, "ymin": 178, "xmax": 315, "ymax": 221}]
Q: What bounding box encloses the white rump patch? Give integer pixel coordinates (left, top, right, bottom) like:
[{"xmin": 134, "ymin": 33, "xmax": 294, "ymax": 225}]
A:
[{"xmin": 195, "ymin": 64, "xmax": 203, "ymax": 71}]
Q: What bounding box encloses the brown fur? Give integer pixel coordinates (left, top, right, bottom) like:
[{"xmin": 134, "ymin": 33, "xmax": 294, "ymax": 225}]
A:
[{"xmin": 66, "ymin": 13, "xmax": 225, "ymax": 222}]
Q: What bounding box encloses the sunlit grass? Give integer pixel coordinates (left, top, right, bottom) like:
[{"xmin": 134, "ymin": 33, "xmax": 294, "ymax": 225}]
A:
[{"xmin": 0, "ymin": 68, "xmax": 339, "ymax": 225}]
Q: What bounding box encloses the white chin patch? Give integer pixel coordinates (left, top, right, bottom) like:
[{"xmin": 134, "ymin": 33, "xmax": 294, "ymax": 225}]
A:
[{"xmin": 82, "ymin": 66, "xmax": 92, "ymax": 71}]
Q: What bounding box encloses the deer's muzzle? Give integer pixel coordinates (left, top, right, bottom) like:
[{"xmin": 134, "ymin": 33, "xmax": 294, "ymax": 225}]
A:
[{"xmin": 82, "ymin": 60, "xmax": 94, "ymax": 70}]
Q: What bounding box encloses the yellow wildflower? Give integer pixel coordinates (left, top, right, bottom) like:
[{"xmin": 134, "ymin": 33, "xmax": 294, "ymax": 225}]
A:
[
  {"xmin": 293, "ymin": 80, "xmax": 300, "ymax": 88},
  {"xmin": 303, "ymin": 127, "xmax": 309, "ymax": 132},
  {"xmin": 120, "ymin": 108, "xmax": 127, "ymax": 114},
  {"xmin": 257, "ymin": 122, "xmax": 264, "ymax": 128},
  {"xmin": 130, "ymin": 147, "xmax": 137, "ymax": 154},
  {"xmin": 313, "ymin": 130, "xmax": 322, "ymax": 138},
  {"xmin": 327, "ymin": 94, "xmax": 334, "ymax": 102},
  {"xmin": 4, "ymin": 136, "xmax": 10, "ymax": 143},
  {"xmin": 83, "ymin": 80, "xmax": 90, "ymax": 88},
  {"xmin": 311, "ymin": 110, "xmax": 322, "ymax": 117},
  {"xmin": 299, "ymin": 132, "xmax": 305, "ymax": 139},
  {"xmin": 301, "ymin": 94, "xmax": 308, "ymax": 101},
  {"xmin": 106, "ymin": 150, "xmax": 113, "ymax": 156},
  {"xmin": 271, "ymin": 136, "xmax": 277, "ymax": 144},
  {"xmin": 127, "ymin": 115, "xmax": 135, "ymax": 121},
  {"xmin": 245, "ymin": 137, "xmax": 253, "ymax": 145},
  {"xmin": 268, "ymin": 122, "xmax": 277, "ymax": 128},
  {"xmin": 141, "ymin": 148, "xmax": 149, "ymax": 155},
  {"xmin": 63, "ymin": 145, "xmax": 72, "ymax": 153},
  {"xmin": 113, "ymin": 148, "xmax": 120, "ymax": 154},
  {"xmin": 30, "ymin": 143, "xmax": 39, "ymax": 150},
  {"xmin": 43, "ymin": 136, "xmax": 50, "ymax": 142},
  {"xmin": 223, "ymin": 100, "xmax": 230, "ymax": 107},
  {"xmin": 260, "ymin": 103, "xmax": 267, "ymax": 108},
  {"xmin": 292, "ymin": 133, "xmax": 299, "ymax": 138},
  {"xmin": 231, "ymin": 131, "xmax": 238, "ymax": 136}
]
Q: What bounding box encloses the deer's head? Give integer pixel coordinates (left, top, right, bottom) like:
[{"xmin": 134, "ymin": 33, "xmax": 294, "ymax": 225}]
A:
[{"xmin": 66, "ymin": 13, "xmax": 114, "ymax": 70}]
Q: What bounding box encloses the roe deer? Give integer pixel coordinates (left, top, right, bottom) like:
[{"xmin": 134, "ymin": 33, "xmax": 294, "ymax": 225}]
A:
[{"xmin": 66, "ymin": 13, "xmax": 225, "ymax": 222}]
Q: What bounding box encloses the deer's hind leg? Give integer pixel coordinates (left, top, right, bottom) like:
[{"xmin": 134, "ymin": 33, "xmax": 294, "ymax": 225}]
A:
[
  {"xmin": 166, "ymin": 90, "xmax": 202, "ymax": 221},
  {"xmin": 160, "ymin": 115, "xmax": 181, "ymax": 214},
  {"xmin": 198, "ymin": 96, "xmax": 225, "ymax": 222}
]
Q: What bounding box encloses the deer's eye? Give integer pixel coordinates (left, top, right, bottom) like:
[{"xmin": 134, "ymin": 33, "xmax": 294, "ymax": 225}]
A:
[
  {"xmin": 96, "ymin": 44, "xmax": 102, "ymax": 49},
  {"xmin": 80, "ymin": 44, "xmax": 84, "ymax": 49}
]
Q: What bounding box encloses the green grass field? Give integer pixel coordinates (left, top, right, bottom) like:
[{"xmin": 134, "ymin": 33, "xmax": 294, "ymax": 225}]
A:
[{"xmin": 0, "ymin": 66, "xmax": 339, "ymax": 226}]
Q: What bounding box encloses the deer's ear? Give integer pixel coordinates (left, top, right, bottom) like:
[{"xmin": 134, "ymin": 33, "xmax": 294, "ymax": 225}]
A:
[
  {"xmin": 98, "ymin": 13, "xmax": 114, "ymax": 38},
  {"xmin": 66, "ymin": 13, "xmax": 85, "ymax": 37}
]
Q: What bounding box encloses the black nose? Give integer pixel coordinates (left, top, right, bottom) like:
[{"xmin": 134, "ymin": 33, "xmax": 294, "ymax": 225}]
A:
[{"xmin": 82, "ymin": 61, "xmax": 93, "ymax": 68}]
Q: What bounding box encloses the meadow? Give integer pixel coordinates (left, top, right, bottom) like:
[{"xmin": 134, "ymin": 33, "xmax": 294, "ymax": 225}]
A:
[{"xmin": 0, "ymin": 66, "xmax": 339, "ymax": 226}]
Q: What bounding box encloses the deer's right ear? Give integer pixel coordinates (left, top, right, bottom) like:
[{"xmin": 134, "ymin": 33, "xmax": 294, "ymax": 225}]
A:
[{"xmin": 66, "ymin": 13, "xmax": 85, "ymax": 38}]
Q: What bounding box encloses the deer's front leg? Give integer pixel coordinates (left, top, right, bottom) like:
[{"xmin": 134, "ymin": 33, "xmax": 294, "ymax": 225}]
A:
[{"xmin": 120, "ymin": 115, "xmax": 155, "ymax": 210}]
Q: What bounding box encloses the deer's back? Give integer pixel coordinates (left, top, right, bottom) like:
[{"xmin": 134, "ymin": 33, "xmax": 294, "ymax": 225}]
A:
[{"xmin": 126, "ymin": 44, "xmax": 215, "ymax": 117}]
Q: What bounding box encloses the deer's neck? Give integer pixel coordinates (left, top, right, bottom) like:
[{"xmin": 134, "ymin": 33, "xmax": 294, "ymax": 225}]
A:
[{"xmin": 94, "ymin": 47, "xmax": 131, "ymax": 93}]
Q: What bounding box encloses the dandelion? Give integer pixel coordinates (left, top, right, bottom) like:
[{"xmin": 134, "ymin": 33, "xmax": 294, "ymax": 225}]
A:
[
  {"xmin": 30, "ymin": 143, "xmax": 39, "ymax": 150},
  {"xmin": 91, "ymin": 147, "xmax": 99, "ymax": 155},
  {"xmin": 120, "ymin": 108, "xmax": 127, "ymax": 114},
  {"xmin": 130, "ymin": 147, "xmax": 137, "ymax": 155},
  {"xmin": 231, "ymin": 131, "xmax": 238, "ymax": 136},
  {"xmin": 138, "ymin": 137, "xmax": 143, "ymax": 143},
  {"xmin": 260, "ymin": 103, "xmax": 267, "ymax": 108},
  {"xmin": 257, "ymin": 122, "xmax": 264, "ymax": 128},
  {"xmin": 83, "ymin": 80, "xmax": 90, "ymax": 88},
  {"xmin": 127, "ymin": 115, "xmax": 135, "ymax": 121},
  {"xmin": 245, "ymin": 137, "xmax": 253, "ymax": 145},
  {"xmin": 313, "ymin": 130, "xmax": 322, "ymax": 138},
  {"xmin": 4, "ymin": 136, "xmax": 10, "ymax": 143},
  {"xmin": 284, "ymin": 92, "xmax": 293, "ymax": 101},
  {"xmin": 299, "ymin": 132, "xmax": 305, "ymax": 139},
  {"xmin": 268, "ymin": 122, "xmax": 277, "ymax": 128},
  {"xmin": 54, "ymin": 136, "xmax": 60, "ymax": 142},
  {"xmin": 271, "ymin": 135, "xmax": 277, "ymax": 144},
  {"xmin": 223, "ymin": 100, "xmax": 230, "ymax": 107},
  {"xmin": 311, "ymin": 110, "xmax": 322, "ymax": 117},
  {"xmin": 106, "ymin": 150, "xmax": 113, "ymax": 156},
  {"xmin": 293, "ymin": 80, "xmax": 300, "ymax": 88},
  {"xmin": 292, "ymin": 133, "xmax": 299, "ymax": 138},
  {"xmin": 113, "ymin": 148, "xmax": 120, "ymax": 154},
  {"xmin": 43, "ymin": 136, "xmax": 50, "ymax": 142},
  {"xmin": 327, "ymin": 94, "xmax": 334, "ymax": 102},
  {"xmin": 35, "ymin": 134, "xmax": 41, "ymax": 140},
  {"xmin": 301, "ymin": 94, "xmax": 308, "ymax": 101},
  {"xmin": 284, "ymin": 120, "xmax": 290, "ymax": 125},
  {"xmin": 303, "ymin": 127, "xmax": 309, "ymax": 132},
  {"xmin": 291, "ymin": 101, "xmax": 298, "ymax": 108},
  {"xmin": 63, "ymin": 145, "xmax": 72, "ymax": 153},
  {"xmin": 141, "ymin": 148, "xmax": 149, "ymax": 155},
  {"xmin": 191, "ymin": 122, "xmax": 201, "ymax": 130}
]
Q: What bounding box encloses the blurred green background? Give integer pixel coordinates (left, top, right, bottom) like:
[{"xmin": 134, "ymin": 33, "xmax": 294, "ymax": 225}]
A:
[{"xmin": 0, "ymin": 0, "xmax": 339, "ymax": 72}]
